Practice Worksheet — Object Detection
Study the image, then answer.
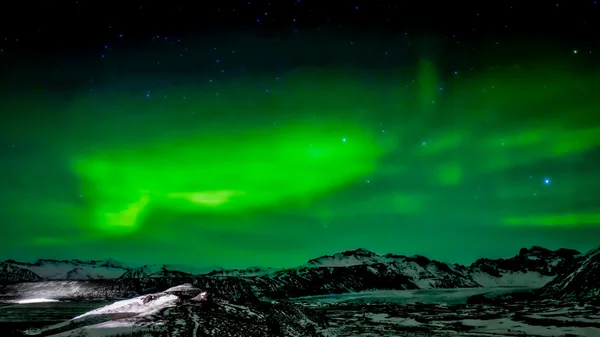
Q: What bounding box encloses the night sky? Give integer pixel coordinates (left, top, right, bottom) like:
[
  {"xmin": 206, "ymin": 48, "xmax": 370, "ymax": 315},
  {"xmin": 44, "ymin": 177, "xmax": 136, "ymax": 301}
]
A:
[{"xmin": 1, "ymin": 1, "xmax": 599, "ymax": 269}]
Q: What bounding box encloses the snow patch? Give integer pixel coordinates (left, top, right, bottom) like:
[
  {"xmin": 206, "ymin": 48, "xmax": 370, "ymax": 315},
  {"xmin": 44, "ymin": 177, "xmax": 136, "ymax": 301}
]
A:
[
  {"xmin": 74, "ymin": 293, "xmax": 178, "ymax": 319},
  {"xmin": 471, "ymin": 270, "xmax": 553, "ymax": 287},
  {"xmin": 15, "ymin": 298, "xmax": 60, "ymax": 304}
]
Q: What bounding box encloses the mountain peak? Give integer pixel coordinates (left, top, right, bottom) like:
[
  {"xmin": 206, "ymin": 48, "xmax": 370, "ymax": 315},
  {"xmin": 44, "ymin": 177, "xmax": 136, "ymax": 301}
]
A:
[
  {"xmin": 98, "ymin": 258, "xmax": 127, "ymax": 268},
  {"xmin": 518, "ymin": 246, "xmax": 581, "ymax": 259},
  {"xmin": 519, "ymin": 246, "xmax": 552, "ymax": 256},
  {"xmin": 340, "ymin": 248, "xmax": 377, "ymax": 257},
  {"xmin": 306, "ymin": 248, "xmax": 380, "ymax": 267}
]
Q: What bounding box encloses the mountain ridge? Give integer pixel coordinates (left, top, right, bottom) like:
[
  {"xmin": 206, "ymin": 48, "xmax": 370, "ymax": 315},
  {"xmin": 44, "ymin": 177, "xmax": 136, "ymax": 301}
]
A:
[
  {"xmin": 536, "ymin": 245, "xmax": 600, "ymax": 300},
  {"xmin": 2, "ymin": 246, "xmax": 595, "ymax": 302},
  {"xmin": 0, "ymin": 246, "xmax": 582, "ymax": 284}
]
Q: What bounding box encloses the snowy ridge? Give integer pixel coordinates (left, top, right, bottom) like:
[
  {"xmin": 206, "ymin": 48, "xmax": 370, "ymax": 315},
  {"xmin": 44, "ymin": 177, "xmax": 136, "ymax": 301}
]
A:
[
  {"xmin": 0, "ymin": 262, "xmax": 42, "ymax": 283},
  {"xmin": 538, "ymin": 246, "xmax": 600, "ymax": 300},
  {"xmin": 73, "ymin": 293, "xmax": 179, "ymax": 319},
  {"xmin": 205, "ymin": 266, "xmax": 283, "ymax": 277},
  {"xmin": 0, "ymin": 259, "xmax": 221, "ymax": 283},
  {"xmin": 304, "ymin": 246, "xmax": 579, "ymax": 289},
  {"xmin": 306, "ymin": 248, "xmax": 380, "ymax": 267},
  {"xmin": 467, "ymin": 246, "xmax": 580, "ymax": 287},
  {"xmin": 164, "ymin": 264, "xmax": 222, "ymax": 275},
  {"xmin": 118, "ymin": 265, "xmax": 208, "ymax": 279},
  {"xmin": 1, "ymin": 259, "xmax": 128, "ymax": 280}
]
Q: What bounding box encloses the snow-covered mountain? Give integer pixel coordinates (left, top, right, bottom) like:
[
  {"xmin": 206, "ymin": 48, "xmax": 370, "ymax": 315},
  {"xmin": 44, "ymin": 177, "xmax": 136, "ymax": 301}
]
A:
[
  {"xmin": 0, "ymin": 246, "xmax": 587, "ymax": 302},
  {"xmin": 306, "ymin": 247, "xmax": 380, "ymax": 267},
  {"xmin": 234, "ymin": 246, "xmax": 581, "ymax": 299},
  {"xmin": 0, "ymin": 259, "xmax": 222, "ymax": 283},
  {"xmin": 300, "ymin": 246, "xmax": 579, "ymax": 289},
  {"xmin": 468, "ymin": 246, "xmax": 580, "ymax": 287},
  {"xmin": 246, "ymin": 249, "xmax": 482, "ymax": 300},
  {"xmin": 23, "ymin": 284, "xmax": 325, "ymax": 337},
  {"xmin": 0, "ymin": 262, "xmax": 42, "ymax": 283},
  {"xmin": 165, "ymin": 264, "xmax": 223, "ymax": 275},
  {"xmin": 118, "ymin": 265, "xmax": 194, "ymax": 279},
  {"xmin": 205, "ymin": 266, "xmax": 282, "ymax": 277},
  {"xmin": 537, "ymin": 246, "xmax": 600, "ymax": 300},
  {"xmin": 0, "ymin": 259, "xmax": 128, "ymax": 281}
]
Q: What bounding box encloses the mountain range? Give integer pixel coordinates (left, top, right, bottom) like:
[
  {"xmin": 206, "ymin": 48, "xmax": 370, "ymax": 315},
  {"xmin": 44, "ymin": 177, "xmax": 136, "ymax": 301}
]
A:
[
  {"xmin": 1, "ymin": 245, "xmax": 597, "ymax": 302},
  {"xmin": 3, "ymin": 246, "xmax": 600, "ymax": 337}
]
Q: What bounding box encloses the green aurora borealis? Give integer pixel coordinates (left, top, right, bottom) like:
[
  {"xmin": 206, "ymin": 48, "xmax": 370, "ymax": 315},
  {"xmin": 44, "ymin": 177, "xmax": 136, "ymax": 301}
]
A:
[{"xmin": 1, "ymin": 41, "xmax": 600, "ymax": 268}]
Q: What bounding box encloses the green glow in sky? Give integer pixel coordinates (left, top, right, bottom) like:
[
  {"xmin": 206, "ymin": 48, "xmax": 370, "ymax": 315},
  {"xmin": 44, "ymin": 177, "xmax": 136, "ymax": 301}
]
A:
[
  {"xmin": 72, "ymin": 118, "xmax": 381, "ymax": 234},
  {"xmin": 1, "ymin": 38, "xmax": 599, "ymax": 268}
]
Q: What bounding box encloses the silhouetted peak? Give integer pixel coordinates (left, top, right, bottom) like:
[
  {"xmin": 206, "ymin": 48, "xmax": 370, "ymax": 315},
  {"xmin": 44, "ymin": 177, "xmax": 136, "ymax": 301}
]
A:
[
  {"xmin": 585, "ymin": 247, "xmax": 600, "ymax": 257},
  {"xmin": 555, "ymin": 248, "xmax": 581, "ymax": 257},
  {"xmin": 411, "ymin": 254, "xmax": 432, "ymax": 265},
  {"xmin": 384, "ymin": 253, "xmax": 407, "ymax": 259},
  {"xmin": 519, "ymin": 246, "xmax": 580, "ymax": 259},
  {"xmin": 341, "ymin": 248, "xmax": 377, "ymax": 257},
  {"xmin": 519, "ymin": 246, "xmax": 551, "ymax": 257},
  {"xmin": 306, "ymin": 248, "xmax": 380, "ymax": 267},
  {"xmin": 33, "ymin": 259, "xmax": 69, "ymax": 266}
]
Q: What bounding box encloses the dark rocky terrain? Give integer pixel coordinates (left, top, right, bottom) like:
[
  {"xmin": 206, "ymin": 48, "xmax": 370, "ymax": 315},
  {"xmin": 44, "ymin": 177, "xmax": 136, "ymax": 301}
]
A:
[{"xmin": 15, "ymin": 283, "xmax": 600, "ymax": 337}]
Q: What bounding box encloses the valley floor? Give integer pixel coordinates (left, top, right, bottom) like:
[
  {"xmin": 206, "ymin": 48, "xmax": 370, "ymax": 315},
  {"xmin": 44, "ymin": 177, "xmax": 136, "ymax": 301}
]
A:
[{"xmin": 314, "ymin": 301, "xmax": 600, "ymax": 337}]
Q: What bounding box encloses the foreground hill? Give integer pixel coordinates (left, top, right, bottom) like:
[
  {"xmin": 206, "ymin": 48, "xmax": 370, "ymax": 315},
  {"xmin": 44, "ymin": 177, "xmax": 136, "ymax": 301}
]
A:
[
  {"xmin": 537, "ymin": 246, "xmax": 600, "ymax": 300},
  {"xmin": 23, "ymin": 284, "xmax": 325, "ymax": 337}
]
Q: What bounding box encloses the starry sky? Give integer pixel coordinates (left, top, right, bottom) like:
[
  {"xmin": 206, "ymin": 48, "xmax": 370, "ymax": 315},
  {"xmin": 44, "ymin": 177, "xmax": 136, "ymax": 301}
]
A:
[{"xmin": 0, "ymin": 1, "xmax": 599, "ymax": 269}]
